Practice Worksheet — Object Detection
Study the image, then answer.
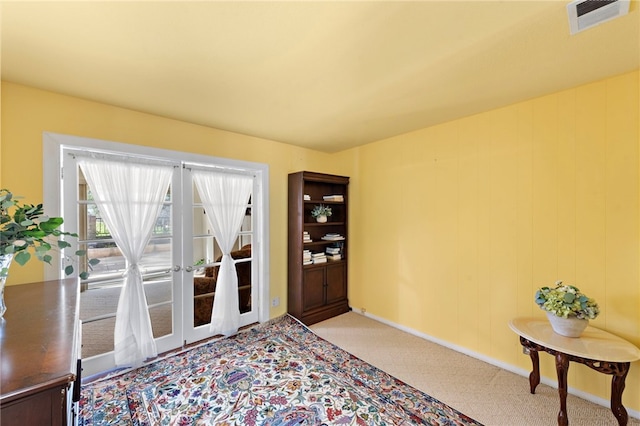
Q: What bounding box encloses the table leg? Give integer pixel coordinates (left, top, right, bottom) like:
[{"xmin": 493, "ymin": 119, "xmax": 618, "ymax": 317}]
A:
[
  {"xmin": 528, "ymin": 349, "xmax": 540, "ymax": 394},
  {"xmin": 611, "ymin": 362, "xmax": 630, "ymax": 426},
  {"xmin": 555, "ymin": 352, "xmax": 569, "ymax": 426}
]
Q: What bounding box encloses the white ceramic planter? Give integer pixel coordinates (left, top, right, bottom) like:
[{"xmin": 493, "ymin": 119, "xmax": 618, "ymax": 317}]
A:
[{"xmin": 546, "ymin": 312, "xmax": 588, "ymax": 338}]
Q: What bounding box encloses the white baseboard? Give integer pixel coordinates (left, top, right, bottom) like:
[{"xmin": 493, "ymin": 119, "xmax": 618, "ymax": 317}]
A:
[{"xmin": 356, "ymin": 310, "xmax": 640, "ymax": 421}]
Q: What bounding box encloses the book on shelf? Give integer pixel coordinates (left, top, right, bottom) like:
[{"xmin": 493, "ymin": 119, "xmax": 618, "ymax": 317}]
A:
[
  {"xmin": 325, "ymin": 247, "xmax": 341, "ymax": 255},
  {"xmin": 327, "ymin": 254, "xmax": 342, "ymax": 261},
  {"xmin": 303, "ymin": 194, "xmax": 311, "ymax": 200},
  {"xmin": 311, "ymin": 252, "xmax": 327, "ymax": 264},
  {"xmin": 323, "ymin": 195, "xmax": 344, "ymax": 202},
  {"xmin": 321, "ymin": 233, "xmax": 345, "ymax": 241}
]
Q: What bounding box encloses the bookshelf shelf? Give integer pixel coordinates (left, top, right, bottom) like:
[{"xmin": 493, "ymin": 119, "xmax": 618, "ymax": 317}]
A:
[
  {"xmin": 302, "ymin": 259, "xmax": 346, "ymax": 269},
  {"xmin": 303, "ymin": 200, "xmax": 345, "ymax": 204},
  {"xmin": 288, "ymin": 171, "xmax": 349, "ymax": 325},
  {"xmin": 304, "ymin": 241, "xmax": 339, "ymax": 247}
]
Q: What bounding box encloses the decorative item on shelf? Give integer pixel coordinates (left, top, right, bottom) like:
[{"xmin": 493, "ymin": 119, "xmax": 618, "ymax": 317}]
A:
[
  {"xmin": 311, "ymin": 204, "xmax": 332, "ymax": 223},
  {"xmin": 0, "ymin": 189, "xmax": 100, "ymax": 317},
  {"xmin": 534, "ymin": 280, "xmax": 600, "ymax": 337}
]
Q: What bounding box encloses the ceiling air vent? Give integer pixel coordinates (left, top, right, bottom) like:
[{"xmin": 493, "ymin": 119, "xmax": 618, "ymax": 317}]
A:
[{"xmin": 567, "ymin": 0, "xmax": 630, "ymax": 34}]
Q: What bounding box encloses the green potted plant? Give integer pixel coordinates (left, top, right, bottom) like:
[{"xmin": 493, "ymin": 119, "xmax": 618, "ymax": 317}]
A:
[
  {"xmin": 0, "ymin": 189, "xmax": 100, "ymax": 316},
  {"xmin": 535, "ymin": 281, "xmax": 599, "ymax": 337},
  {"xmin": 311, "ymin": 204, "xmax": 332, "ymax": 223}
]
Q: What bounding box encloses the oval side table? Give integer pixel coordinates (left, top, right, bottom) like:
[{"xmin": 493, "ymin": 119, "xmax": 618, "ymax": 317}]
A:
[{"xmin": 509, "ymin": 317, "xmax": 640, "ymax": 426}]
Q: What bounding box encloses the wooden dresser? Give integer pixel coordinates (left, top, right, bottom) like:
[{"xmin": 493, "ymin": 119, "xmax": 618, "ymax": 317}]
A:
[{"xmin": 0, "ymin": 279, "xmax": 81, "ymax": 426}]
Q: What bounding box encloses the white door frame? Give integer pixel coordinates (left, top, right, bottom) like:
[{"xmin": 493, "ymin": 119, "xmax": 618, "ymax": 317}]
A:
[{"xmin": 43, "ymin": 132, "xmax": 270, "ymax": 376}]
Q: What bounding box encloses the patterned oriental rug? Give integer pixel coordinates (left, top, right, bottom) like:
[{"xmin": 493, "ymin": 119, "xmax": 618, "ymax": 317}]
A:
[{"xmin": 79, "ymin": 315, "xmax": 482, "ymax": 425}]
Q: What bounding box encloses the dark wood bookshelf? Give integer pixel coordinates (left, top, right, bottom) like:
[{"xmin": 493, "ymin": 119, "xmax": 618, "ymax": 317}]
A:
[{"xmin": 288, "ymin": 171, "xmax": 349, "ymax": 325}]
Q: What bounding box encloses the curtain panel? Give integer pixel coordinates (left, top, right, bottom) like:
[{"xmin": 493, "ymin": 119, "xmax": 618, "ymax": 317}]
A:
[
  {"xmin": 78, "ymin": 158, "xmax": 173, "ymax": 367},
  {"xmin": 192, "ymin": 170, "xmax": 252, "ymax": 336}
]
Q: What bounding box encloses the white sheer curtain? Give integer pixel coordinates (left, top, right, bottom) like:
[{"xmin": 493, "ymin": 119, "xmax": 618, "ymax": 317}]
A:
[
  {"xmin": 192, "ymin": 169, "xmax": 252, "ymax": 336},
  {"xmin": 77, "ymin": 158, "xmax": 173, "ymax": 367}
]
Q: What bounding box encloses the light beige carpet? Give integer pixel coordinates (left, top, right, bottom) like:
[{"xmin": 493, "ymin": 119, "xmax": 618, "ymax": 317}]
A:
[{"xmin": 310, "ymin": 312, "xmax": 640, "ymax": 426}]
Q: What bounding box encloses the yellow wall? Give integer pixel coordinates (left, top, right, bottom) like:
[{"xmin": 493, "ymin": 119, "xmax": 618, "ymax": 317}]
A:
[
  {"xmin": 349, "ymin": 70, "xmax": 640, "ymax": 410},
  {"xmin": 0, "ymin": 82, "xmax": 357, "ymax": 319},
  {"xmin": 2, "ymin": 70, "xmax": 640, "ymax": 411}
]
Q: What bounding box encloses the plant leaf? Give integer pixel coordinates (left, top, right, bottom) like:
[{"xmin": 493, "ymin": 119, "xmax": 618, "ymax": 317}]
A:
[
  {"xmin": 39, "ymin": 217, "xmax": 63, "ymax": 232},
  {"xmin": 58, "ymin": 240, "xmax": 72, "ymax": 249},
  {"xmin": 15, "ymin": 251, "xmax": 31, "ymax": 266}
]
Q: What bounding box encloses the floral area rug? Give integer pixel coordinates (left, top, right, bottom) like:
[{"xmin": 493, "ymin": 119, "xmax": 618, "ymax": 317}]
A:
[{"xmin": 79, "ymin": 314, "xmax": 482, "ymax": 425}]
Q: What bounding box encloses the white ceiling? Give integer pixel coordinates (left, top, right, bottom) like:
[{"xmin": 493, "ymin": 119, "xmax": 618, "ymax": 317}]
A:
[{"xmin": 2, "ymin": 1, "xmax": 638, "ymax": 153}]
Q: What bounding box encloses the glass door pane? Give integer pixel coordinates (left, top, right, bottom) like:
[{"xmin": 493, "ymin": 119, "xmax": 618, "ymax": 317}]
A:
[
  {"xmin": 183, "ymin": 170, "xmax": 257, "ymax": 344},
  {"xmin": 70, "ymin": 162, "xmax": 181, "ymax": 374}
]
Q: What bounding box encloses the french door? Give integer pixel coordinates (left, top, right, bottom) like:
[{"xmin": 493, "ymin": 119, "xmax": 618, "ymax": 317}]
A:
[
  {"xmin": 181, "ymin": 165, "xmax": 259, "ymax": 344},
  {"xmin": 52, "ymin": 135, "xmax": 267, "ymax": 377}
]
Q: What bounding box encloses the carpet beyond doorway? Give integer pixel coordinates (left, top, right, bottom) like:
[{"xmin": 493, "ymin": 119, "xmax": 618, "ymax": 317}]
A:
[{"xmin": 80, "ymin": 281, "xmax": 173, "ymax": 358}]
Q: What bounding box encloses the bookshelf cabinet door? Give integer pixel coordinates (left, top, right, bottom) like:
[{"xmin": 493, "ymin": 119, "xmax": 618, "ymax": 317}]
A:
[
  {"xmin": 325, "ymin": 263, "xmax": 346, "ymax": 305},
  {"xmin": 303, "ymin": 268, "xmax": 326, "ymax": 310}
]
